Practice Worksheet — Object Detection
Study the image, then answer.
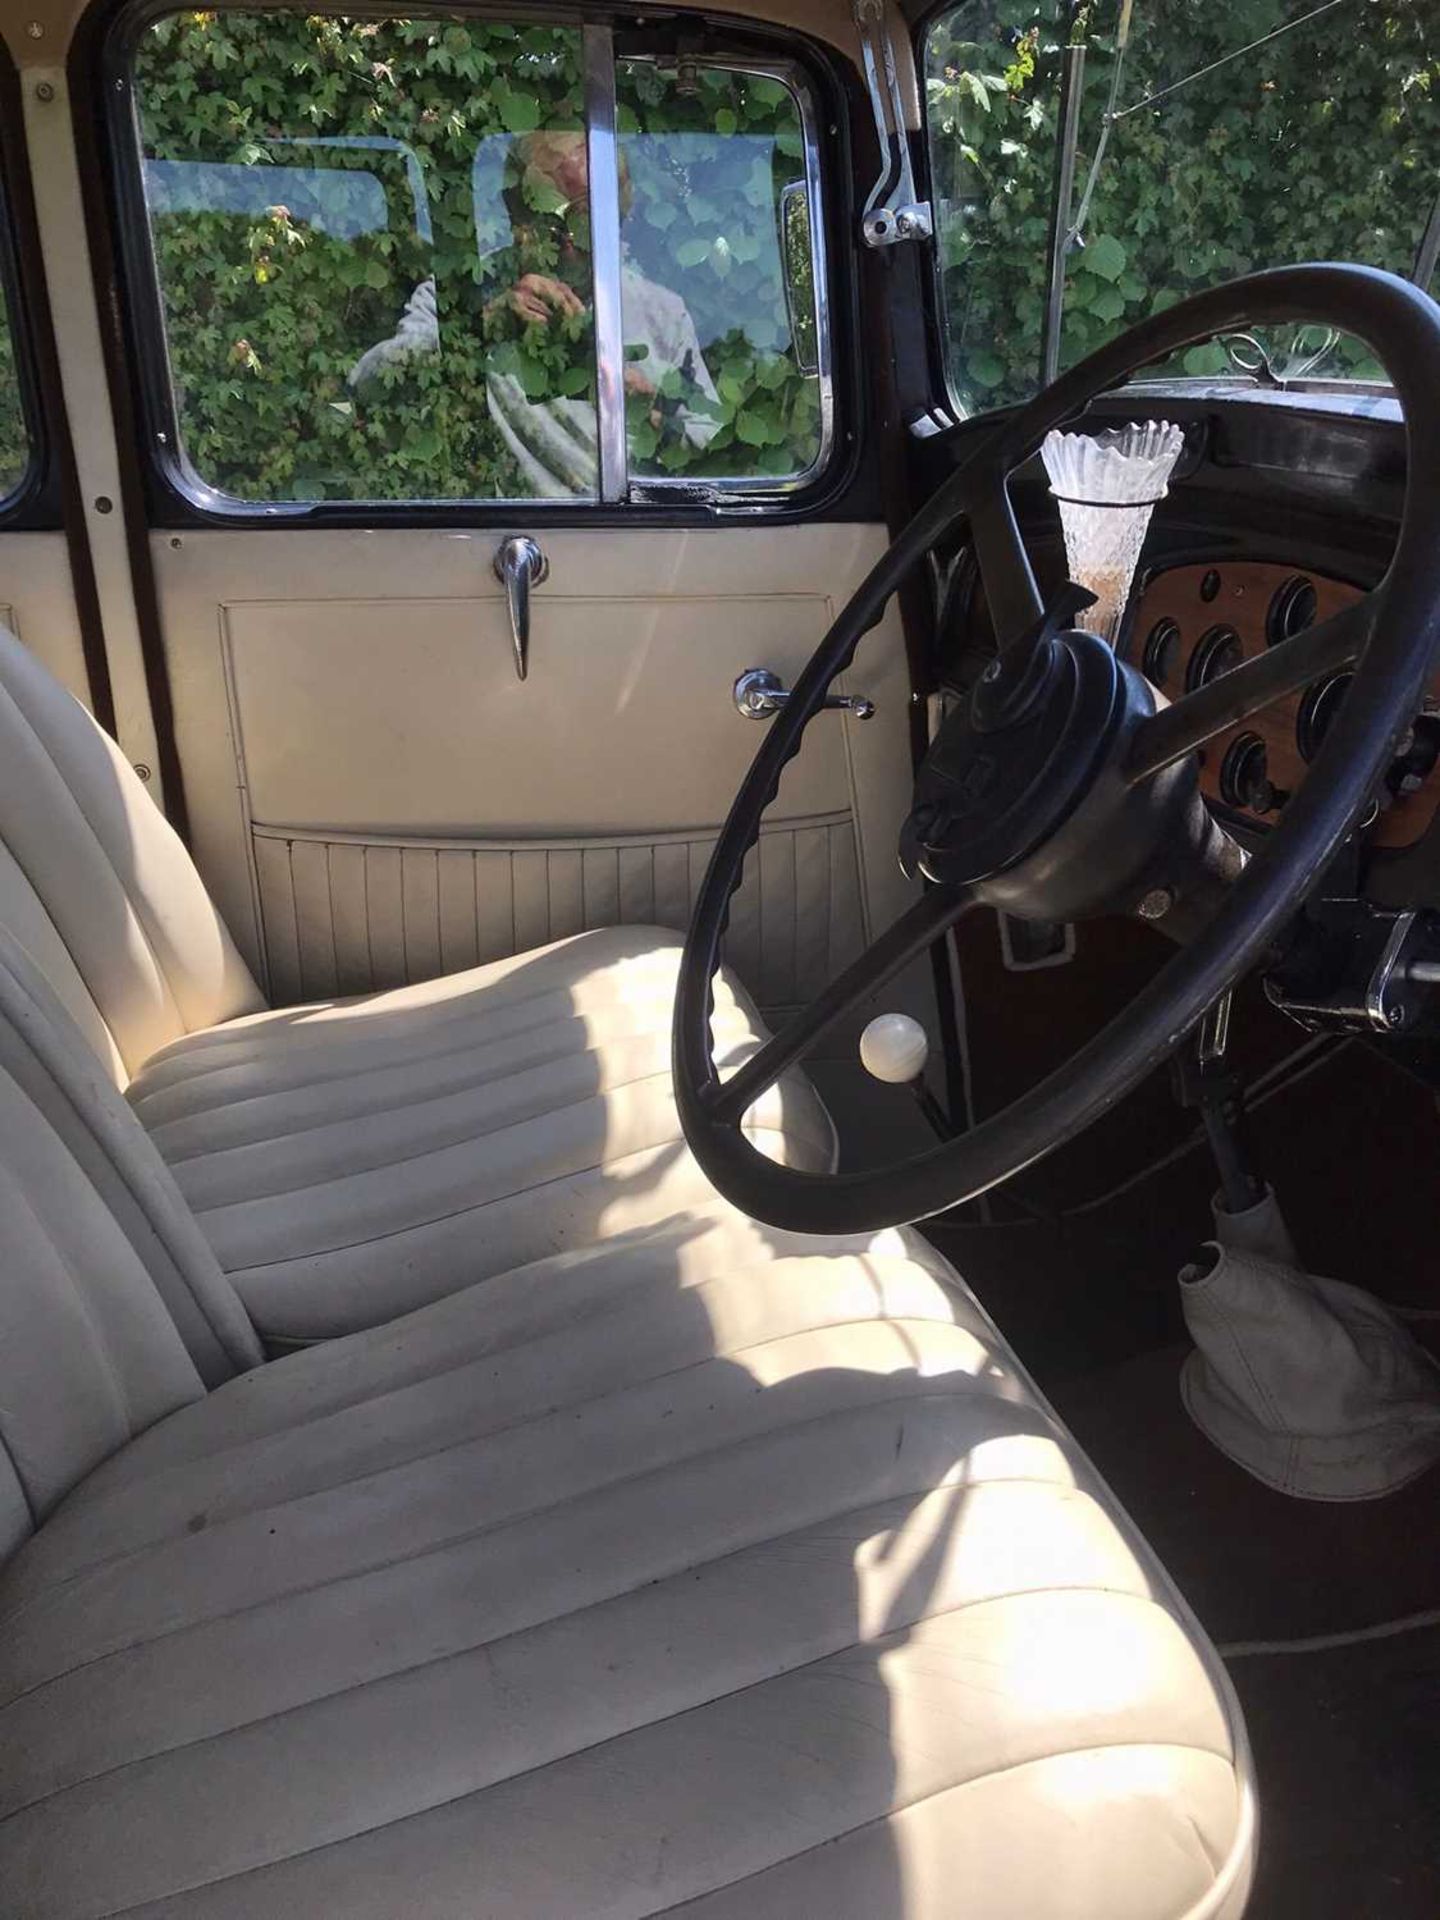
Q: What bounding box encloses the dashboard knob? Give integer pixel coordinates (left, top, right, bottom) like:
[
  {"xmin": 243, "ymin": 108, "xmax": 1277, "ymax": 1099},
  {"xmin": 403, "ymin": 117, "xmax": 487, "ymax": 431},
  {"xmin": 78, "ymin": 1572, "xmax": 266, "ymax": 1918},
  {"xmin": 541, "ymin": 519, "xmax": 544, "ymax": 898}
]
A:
[
  {"xmin": 1220, "ymin": 732, "xmax": 1278, "ymax": 814},
  {"xmin": 859, "ymin": 1013, "xmax": 929, "ymax": 1085}
]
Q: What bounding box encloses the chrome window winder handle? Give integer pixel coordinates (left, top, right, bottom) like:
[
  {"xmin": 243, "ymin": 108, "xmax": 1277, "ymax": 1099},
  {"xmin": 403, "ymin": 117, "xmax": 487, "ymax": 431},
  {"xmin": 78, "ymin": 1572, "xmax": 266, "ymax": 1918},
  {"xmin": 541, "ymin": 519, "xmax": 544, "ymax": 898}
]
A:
[
  {"xmin": 733, "ymin": 667, "xmax": 875, "ymax": 721},
  {"xmin": 493, "ymin": 536, "xmax": 548, "ymax": 682}
]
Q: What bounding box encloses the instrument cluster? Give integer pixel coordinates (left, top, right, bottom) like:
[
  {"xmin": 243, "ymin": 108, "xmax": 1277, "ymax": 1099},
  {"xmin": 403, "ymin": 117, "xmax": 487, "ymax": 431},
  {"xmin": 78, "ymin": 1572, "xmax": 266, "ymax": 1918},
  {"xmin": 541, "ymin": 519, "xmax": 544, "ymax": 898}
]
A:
[{"xmin": 1126, "ymin": 561, "xmax": 1440, "ymax": 849}]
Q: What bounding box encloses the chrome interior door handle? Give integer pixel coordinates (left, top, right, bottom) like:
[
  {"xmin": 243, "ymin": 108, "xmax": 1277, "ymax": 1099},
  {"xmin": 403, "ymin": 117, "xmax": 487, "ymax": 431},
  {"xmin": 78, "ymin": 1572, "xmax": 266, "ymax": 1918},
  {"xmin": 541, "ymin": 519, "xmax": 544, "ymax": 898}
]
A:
[
  {"xmin": 733, "ymin": 667, "xmax": 875, "ymax": 721},
  {"xmin": 493, "ymin": 536, "xmax": 548, "ymax": 682}
]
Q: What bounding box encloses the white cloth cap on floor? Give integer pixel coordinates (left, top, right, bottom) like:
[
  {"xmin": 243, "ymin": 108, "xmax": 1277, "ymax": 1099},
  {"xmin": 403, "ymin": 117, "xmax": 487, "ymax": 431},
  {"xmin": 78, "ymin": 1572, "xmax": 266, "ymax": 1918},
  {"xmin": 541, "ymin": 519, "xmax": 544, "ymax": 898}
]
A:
[{"xmin": 1180, "ymin": 1198, "xmax": 1440, "ymax": 1500}]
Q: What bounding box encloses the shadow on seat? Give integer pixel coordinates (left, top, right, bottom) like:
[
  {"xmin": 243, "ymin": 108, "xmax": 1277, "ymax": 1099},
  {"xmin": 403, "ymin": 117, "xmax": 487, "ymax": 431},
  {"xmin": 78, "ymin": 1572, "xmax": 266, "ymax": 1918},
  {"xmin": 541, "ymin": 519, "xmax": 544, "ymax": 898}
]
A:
[{"xmin": 0, "ymin": 1107, "xmax": 1253, "ymax": 1916}]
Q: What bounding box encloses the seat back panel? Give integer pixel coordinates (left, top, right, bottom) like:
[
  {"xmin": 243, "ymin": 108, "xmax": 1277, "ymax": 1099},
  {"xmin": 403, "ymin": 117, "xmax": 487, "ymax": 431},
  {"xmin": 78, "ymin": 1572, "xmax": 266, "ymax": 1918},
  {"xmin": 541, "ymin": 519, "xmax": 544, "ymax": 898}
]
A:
[
  {"xmin": 0, "ymin": 841, "xmax": 126, "ymax": 1081},
  {"xmin": 0, "ymin": 926, "xmax": 263, "ymax": 1400},
  {"xmin": 0, "ymin": 626, "xmax": 263, "ymax": 1082},
  {"xmin": 0, "ymin": 1069, "xmax": 204, "ymax": 1553}
]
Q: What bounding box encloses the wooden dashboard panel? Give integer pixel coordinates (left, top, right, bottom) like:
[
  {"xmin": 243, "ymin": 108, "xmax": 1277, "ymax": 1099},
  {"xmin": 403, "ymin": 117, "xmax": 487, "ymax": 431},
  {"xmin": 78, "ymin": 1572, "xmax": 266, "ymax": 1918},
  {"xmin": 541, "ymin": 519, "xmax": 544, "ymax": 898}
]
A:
[{"xmin": 1127, "ymin": 560, "xmax": 1440, "ymax": 851}]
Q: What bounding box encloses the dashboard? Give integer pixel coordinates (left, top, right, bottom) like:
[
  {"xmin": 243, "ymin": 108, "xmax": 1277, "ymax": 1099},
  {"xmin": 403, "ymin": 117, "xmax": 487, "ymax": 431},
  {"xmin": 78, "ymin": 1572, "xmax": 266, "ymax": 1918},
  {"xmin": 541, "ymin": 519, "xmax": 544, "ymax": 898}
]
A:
[
  {"xmin": 926, "ymin": 388, "xmax": 1440, "ymax": 1059},
  {"xmin": 1126, "ymin": 559, "xmax": 1440, "ymax": 850}
]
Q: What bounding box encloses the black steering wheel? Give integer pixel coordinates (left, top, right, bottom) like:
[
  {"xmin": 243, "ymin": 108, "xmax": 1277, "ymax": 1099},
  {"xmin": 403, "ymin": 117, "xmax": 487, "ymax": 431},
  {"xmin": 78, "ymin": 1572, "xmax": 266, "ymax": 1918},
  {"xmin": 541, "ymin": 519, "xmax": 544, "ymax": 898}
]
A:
[{"xmin": 675, "ymin": 264, "xmax": 1440, "ymax": 1234}]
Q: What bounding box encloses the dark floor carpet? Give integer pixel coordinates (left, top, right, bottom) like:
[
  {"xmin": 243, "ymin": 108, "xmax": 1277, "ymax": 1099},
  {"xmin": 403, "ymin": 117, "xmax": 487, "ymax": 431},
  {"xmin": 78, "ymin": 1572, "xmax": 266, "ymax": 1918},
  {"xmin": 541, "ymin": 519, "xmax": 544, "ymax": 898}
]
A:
[
  {"xmin": 1048, "ymin": 1344, "xmax": 1440, "ymax": 1646},
  {"xmin": 1235, "ymin": 1627, "xmax": 1440, "ymax": 1920}
]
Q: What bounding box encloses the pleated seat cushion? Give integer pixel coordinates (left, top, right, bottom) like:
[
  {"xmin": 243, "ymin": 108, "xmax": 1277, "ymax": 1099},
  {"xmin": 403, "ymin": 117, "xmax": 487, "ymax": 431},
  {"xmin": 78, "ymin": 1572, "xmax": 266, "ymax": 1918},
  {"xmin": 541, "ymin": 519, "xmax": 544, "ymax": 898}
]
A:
[
  {"xmin": 127, "ymin": 925, "xmax": 835, "ymax": 1342},
  {"xmin": 0, "ymin": 1206, "xmax": 1254, "ymax": 1919}
]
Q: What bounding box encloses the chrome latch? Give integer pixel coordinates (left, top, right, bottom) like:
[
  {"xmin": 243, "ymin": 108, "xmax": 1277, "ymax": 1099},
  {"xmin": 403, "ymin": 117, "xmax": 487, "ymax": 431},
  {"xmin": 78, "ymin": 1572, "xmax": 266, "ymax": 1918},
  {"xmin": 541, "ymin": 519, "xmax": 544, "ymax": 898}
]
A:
[
  {"xmin": 1264, "ymin": 902, "xmax": 1438, "ymax": 1036},
  {"xmin": 493, "ymin": 535, "xmax": 547, "ymax": 682},
  {"xmin": 854, "ymin": 0, "xmax": 933, "ymax": 248},
  {"xmin": 734, "ymin": 667, "xmax": 875, "ymax": 721}
]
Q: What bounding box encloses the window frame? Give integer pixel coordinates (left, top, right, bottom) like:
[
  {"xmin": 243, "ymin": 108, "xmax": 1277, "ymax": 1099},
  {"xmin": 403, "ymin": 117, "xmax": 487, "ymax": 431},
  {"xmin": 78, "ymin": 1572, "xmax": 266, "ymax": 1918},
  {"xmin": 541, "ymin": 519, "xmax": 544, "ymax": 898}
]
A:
[{"xmin": 102, "ymin": 0, "xmax": 846, "ymax": 524}]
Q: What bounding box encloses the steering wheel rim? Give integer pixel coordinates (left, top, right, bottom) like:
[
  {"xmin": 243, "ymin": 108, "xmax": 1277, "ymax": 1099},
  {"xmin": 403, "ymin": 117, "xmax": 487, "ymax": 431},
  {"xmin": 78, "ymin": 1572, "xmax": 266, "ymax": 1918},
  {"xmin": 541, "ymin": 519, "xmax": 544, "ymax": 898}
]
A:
[{"xmin": 675, "ymin": 264, "xmax": 1440, "ymax": 1235}]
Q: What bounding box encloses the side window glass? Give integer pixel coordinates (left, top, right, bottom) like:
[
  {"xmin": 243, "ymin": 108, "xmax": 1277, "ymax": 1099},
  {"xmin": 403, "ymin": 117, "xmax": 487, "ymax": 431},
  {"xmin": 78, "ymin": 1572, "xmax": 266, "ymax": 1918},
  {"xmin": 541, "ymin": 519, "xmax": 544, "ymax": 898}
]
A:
[
  {"xmin": 616, "ymin": 60, "xmax": 827, "ymax": 487},
  {"xmin": 0, "ymin": 201, "xmax": 33, "ymax": 505},
  {"xmin": 132, "ymin": 14, "xmax": 594, "ymax": 503},
  {"xmin": 126, "ymin": 16, "xmax": 832, "ymax": 508},
  {"xmin": 922, "ymin": 2, "xmax": 1058, "ymax": 417}
]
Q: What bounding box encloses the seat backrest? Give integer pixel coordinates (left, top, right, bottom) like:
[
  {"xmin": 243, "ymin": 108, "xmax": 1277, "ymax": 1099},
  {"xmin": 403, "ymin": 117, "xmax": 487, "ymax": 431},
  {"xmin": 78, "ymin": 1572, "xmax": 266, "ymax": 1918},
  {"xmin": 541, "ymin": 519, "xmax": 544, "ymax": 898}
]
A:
[
  {"xmin": 0, "ymin": 924, "xmax": 262, "ymax": 1563},
  {"xmin": 0, "ymin": 626, "xmax": 265, "ymax": 1083},
  {"xmin": 0, "ymin": 917, "xmax": 262, "ymax": 1368},
  {"xmin": 0, "ymin": 1061, "xmax": 203, "ymax": 1561}
]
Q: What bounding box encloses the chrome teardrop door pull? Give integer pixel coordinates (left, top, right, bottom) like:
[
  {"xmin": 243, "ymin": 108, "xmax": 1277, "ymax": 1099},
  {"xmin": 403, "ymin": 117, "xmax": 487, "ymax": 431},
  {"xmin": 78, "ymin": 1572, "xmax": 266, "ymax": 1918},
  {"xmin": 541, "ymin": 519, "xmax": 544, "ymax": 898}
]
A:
[{"xmin": 493, "ymin": 536, "xmax": 548, "ymax": 682}]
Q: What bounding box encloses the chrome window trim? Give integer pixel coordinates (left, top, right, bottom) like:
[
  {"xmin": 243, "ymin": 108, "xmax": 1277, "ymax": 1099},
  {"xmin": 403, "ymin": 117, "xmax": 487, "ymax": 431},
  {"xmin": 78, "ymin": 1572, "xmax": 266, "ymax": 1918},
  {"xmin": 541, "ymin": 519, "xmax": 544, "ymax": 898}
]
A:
[
  {"xmin": 584, "ymin": 23, "xmax": 628, "ymax": 505},
  {"xmin": 114, "ymin": 11, "xmax": 836, "ymax": 517}
]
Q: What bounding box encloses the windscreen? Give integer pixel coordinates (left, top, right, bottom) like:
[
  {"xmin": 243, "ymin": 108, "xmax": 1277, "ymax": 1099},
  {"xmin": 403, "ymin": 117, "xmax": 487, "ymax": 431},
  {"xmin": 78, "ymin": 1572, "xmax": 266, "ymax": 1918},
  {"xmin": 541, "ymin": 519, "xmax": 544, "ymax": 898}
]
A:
[{"xmin": 923, "ymin": 0, "xmax": 1440, "ymax": 416}]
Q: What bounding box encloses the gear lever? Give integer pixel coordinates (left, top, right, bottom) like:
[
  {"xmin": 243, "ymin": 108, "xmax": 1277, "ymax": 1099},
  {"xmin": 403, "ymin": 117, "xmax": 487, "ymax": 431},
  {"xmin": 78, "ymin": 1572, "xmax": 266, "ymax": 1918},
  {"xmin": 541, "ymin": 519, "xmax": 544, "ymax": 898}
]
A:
[
  {"xmin": 1172, "ymin": 990, "xmax": 1264, "ymax": 1216},
  {"xmin": 859, "ymin": 1014, "xmax": 956, "ymax": 1140}
]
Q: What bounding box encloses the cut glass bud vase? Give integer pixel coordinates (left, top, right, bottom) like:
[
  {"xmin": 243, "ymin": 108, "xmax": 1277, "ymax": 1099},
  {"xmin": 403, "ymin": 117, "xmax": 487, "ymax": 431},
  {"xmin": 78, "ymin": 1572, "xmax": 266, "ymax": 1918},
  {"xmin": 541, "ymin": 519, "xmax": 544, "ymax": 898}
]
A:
[{"xmin": 1041, "ymin": 421, "xmax": 1185, "ymax": 644}]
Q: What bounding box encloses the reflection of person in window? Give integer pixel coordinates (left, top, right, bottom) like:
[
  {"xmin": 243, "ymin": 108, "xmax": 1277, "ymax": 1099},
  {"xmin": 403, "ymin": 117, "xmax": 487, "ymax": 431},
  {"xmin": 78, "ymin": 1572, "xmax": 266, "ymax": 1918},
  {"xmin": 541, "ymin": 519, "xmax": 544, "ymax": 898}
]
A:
[{"xmin": 349, "ymin": 130, "xmax": 720, "ymax": 496}]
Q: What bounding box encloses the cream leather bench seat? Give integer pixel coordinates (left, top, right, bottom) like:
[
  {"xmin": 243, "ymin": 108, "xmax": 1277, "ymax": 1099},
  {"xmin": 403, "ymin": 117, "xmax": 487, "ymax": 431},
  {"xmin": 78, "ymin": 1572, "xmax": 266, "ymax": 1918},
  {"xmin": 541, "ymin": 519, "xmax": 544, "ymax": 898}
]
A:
[
  {"xmin": 0, "ymin": 625, "xmax": 830, "ymax": 1344},
  {"xmin": 0, "ymin": 968, "xmax": 1255, "ymax": 1918}
]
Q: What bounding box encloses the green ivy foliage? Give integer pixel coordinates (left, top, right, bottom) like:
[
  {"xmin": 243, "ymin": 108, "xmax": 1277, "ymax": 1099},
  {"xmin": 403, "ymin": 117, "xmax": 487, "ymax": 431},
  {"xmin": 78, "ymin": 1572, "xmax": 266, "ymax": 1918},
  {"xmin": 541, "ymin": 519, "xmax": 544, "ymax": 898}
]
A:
[
  {"xmin": 129, "ymin": 11, "xmax": 820, "ymax": 501},
  {"xmin": 0, "ymin": 281, "xmax": 28, "ymax": 501},
  {"xmin": 925, "ymin": 0, "xmax": 1440, "ymax": 414}
]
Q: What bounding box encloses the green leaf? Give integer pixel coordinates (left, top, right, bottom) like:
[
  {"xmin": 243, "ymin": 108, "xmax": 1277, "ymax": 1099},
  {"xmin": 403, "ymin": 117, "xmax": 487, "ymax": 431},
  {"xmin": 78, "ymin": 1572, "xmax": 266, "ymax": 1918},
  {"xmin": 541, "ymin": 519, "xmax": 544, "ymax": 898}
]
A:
[
  {"xmin": 628, "ymin": 416, "xmax": 660, "ymax": 459},
  {"xmin": 1182, "ymin": 341, "xmax": 1231, "ymax": 376},
  {"xmin": 1078, "ymin": 233, "xmax": 1127, "ymax": 283},
  {"xmin": 967, "ymin": 348, "xmax": 1006, "ymax": 389},
  {"xmin": 496, "ymin": 87, "xmax": 541, "ymax": 133},
  {"xmin": 734, "ymin": 408, "xmax": 771, "ymax": 446},
  {"xmin": 1083, "ymin": 284, "xmax": 1126, "ymax": 322}
]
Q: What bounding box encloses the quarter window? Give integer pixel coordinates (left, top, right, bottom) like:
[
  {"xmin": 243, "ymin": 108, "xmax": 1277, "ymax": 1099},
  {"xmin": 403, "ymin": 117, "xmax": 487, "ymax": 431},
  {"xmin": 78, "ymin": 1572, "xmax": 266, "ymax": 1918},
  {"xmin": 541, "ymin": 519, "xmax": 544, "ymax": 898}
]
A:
[{"xmin": 126, "ymin": 12, "xmax": 830, "ymax": 508}]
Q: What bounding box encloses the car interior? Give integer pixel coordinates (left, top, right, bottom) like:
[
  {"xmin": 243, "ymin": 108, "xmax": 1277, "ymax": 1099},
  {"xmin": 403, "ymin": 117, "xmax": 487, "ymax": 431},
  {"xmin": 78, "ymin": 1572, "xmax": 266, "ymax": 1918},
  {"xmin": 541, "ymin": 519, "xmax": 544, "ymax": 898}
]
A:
[{"xmin": 0, "ymin": 0, "xmax": 1438, "ymax": 1913}]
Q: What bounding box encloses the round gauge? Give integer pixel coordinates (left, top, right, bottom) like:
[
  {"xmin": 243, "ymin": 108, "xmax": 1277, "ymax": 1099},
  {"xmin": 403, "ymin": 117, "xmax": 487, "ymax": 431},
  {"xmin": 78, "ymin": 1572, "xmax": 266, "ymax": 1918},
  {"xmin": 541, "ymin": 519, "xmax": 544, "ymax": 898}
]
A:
[
  {"xmin": 1219, "ymin": 732, "xmax": 1274, "ymax": 813},
  {"xmin": 1142, "ymin": 618, "xmax": 1182, "ymax": 685},
  {"xmin": 1297, "ymin": 672, "xmax": 1353, "ymax": 762},
  {"xmin": 1267, "ymin": 576, "xmax": 1318, "ymax": 646},
  {"xmin": 1185, "ymin": 625, "xmax": 1244, "ymax": 691}
]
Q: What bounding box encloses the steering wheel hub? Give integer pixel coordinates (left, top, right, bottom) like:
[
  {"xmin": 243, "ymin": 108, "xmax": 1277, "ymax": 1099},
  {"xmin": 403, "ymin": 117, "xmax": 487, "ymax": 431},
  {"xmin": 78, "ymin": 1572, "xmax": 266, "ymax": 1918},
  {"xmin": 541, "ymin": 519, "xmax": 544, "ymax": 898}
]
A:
[{"xmin": 900, "ymin": 627, "xmax": 1125, "ymax": 889}]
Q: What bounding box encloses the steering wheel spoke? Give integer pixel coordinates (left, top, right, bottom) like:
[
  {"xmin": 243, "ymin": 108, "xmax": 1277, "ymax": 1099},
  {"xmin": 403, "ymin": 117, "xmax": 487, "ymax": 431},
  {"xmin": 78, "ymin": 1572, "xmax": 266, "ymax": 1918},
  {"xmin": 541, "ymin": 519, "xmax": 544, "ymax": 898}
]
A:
[
  {"xmin": 971, "ymin": 483, "xmax": 1052, "ymax": 656},
  {"xmin": 1125, "ymin": 592, "xmax": 1379, "ymax": 785},
  {"xmin": 969, "ymin": 478, "xmax": 1045, "ymax": 654},
  {"xmin": 706, "ymin": 888, "xmax": 973, "ymax": 1124}
]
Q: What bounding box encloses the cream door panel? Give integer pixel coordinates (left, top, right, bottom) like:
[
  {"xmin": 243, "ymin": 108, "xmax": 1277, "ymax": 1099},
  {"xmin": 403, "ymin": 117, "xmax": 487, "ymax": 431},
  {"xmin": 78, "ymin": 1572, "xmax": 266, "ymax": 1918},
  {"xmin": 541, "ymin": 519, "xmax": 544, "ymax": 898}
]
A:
[
  {"xmin": 154, "ymin": 523, "xmax": 917, "ymax": 1015},
  {"xmin": 0, "ymin": 534, "xmax": 92, "ymax": 708},
  {"xmin": 223, "ymin": 592, "xmax": 848, "ymax": 834}
]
